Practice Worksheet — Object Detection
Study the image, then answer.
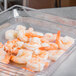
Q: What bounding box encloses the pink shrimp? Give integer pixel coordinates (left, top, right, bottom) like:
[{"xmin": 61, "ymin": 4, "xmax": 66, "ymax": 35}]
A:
[
  {"xmin": 4, "ymin": 39, "xmax": 25, "ymax": 55},
  {"xmin": 0, "ymin": 42, "xmax": 11, "ymax": 64},
  {"xmin": 39, "ymin": 43, "xmax": 58, "ymax": 51},
  {"xmin": 55, "ymin": 31, "xmax": 75, "ymax": 50}
]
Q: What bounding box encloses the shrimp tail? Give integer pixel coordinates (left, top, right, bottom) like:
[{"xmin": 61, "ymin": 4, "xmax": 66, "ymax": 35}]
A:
[{"xmin": 55, "ymin": 31, "xmax": 61, "ymax": 49}]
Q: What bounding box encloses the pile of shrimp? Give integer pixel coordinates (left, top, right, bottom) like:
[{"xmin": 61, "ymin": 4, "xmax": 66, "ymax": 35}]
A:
[{"xmin": 0, "ymin": 25, "xmax": 74, "ymax": 72}]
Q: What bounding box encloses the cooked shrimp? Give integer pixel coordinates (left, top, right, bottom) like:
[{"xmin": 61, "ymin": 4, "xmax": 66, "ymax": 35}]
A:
[
  {"xmin": 0, "ymin": 42, "xmax": 4, "ymax": 50},
  {"xmin": 33, "ymin": 50, "xmax": 49, "ymax": 60},
  {"xmin": 26, "ymin": 57, "xmax": 50, "ymax": 71},
  {"xmin": 38, "ymin": 51, "xmax": 49, "ymax": 60},
  {"xmin": 17, "ymin": 30, "xmax": 28, "ymax": 42},
  {"xmin": 11, "ymin": 49, "xmax": 33, "ymax": 64},
  {"xmin": 17, "ymin": 27, "xmax": 43, "ymax": 42},
  {"xmin": 0, "ymin": 52, "xmax": 11, "ymax": 64},
  {"xmin": 59, "ymin": 36, "xmax": 75, "ymax": 50},
  {"xmin": 24, "ymin": 43, "xmax": 41, "ymax": 51},
  {"xmin": 0, "ymin": 43, "xmax": 10, "ymax": 64},
  {"xmin": 56, "ymin": 31, "xmax": 75, "ymax": 50},
  {"xmin": 25, "ymin": 29, "xmax": 43, "ymax": 38},
  {"xmin": 4, "ymin": 39, "xmax": 25, "ymax": 55},
  {"xmin": 41, "ymin": 33, "xmax": 57, "ymax": 43},
  {"xmin": 3, "ymin": 26, "xmax": 75, "ymax": 72},
  {"xmin": 39, "ymin": 43, "xmax": 58, "ymax": 51},
  {"xmin": 4, "ymin": 39, "xmax": 19, "ymax": 55},
  {"xmin": 5, "ymin": 30, "xmax": 17, "ymax": 40},
  {"xmin": 25, "ymin": 50, "xmax": 49, "ymax": 71},
  {"xmin": 48, "ymin": 50, "xmax": 65, "ymax": 61},
  {"xmin": 16, "ymin": 25, "xmax": 26, "ymax": 31}
]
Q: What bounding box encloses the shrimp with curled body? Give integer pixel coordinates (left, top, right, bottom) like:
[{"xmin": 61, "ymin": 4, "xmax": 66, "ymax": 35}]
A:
[
  {"xmin": 4, "ymin": 39, "xmax": 25, "ymax": 55},
  {"xmin": 24, "ymin": 37, "xmax": 41, "ymax": 52},
  {"xmin": 25, "ymin": 49, "xmax": 50, "ymax": 71},
  {"xmin": 17, "ymin": 30, "xmax": 29, "ymax": 42},
  {"xmin": 5, "ymin": 30, "xmax": 17, "ymax": 40},
  {"xmin": 11, "ymin": 49, "xmax": 33, "ymax": 64},
  {"xmin": 25, "ymin": 27, "xmax": 44, "ymax": 38},
  {"xmin": 48, "ymin": 50, "xmax": 65, "ymax": 61},
  {"xmin": 26, "ymin": 57, "xmax": 50, "ymax": 71},
  {"xmin": 33, "ymin": 50, "xmax": 49, "ymax": 60},
  {"xmin": 55, "ymin": 31, "xmax": 74, "ymax": 50},
  {"xmin": 41, "ymin": 33, "xmax": 57, "ymax": 43}
]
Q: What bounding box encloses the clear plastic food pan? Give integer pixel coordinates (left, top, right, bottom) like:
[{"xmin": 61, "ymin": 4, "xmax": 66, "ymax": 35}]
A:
[{"xmin": 0, "ymin": 5, "xmax": 76, "ymax": 76}]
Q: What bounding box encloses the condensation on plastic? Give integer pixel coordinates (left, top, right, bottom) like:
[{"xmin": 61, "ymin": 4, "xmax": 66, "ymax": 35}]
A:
[{"xmin": 0, "ymin": 5, "xmax": 76, "ymax": 76}]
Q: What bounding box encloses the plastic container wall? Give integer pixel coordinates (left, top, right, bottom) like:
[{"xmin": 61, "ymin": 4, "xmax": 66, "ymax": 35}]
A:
[{"xmin": 0, "ymin": 5, "xmax": 76, "ymax": 76}]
